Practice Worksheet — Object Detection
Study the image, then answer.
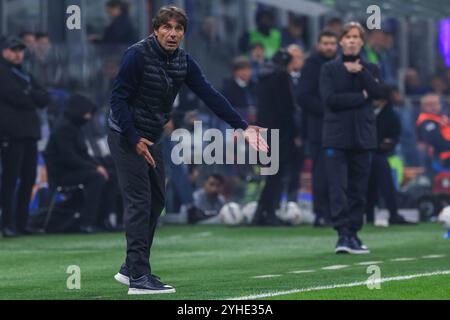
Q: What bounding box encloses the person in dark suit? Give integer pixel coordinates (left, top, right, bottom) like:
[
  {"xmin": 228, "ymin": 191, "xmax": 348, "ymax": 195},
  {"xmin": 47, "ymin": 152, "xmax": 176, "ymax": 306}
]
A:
[
  {"xmin": 366, "ymin": 85, "xmax": 413, "ymax": 225},
  {"xmin": 0, "ymin": 36, "xmax": 50, "ymax": 237},
  {"xmin": 221, "ymin": 56, "xmax": 257, "ymax": 124},
  {"xmin": 252, "ymin": 49, "xmax": 299, "ymax": 226},
  {"xmin": 320, "ymin": 22, "xmax": 384, "ymax": 254},
  {"xmin": 298, "ymin": 30, "xmax": 338, "ymax": 227}
]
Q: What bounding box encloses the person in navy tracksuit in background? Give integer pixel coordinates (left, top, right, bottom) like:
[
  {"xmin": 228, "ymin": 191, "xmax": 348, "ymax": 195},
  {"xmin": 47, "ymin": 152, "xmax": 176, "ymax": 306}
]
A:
[{"xmin": 320, "ymin": 22, "xmax": 384, "ymax": 254}]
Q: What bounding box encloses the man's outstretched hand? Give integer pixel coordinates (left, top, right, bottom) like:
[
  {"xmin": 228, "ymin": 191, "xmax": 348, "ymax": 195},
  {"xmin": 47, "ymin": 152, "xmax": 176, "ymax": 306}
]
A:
[
  {"xmin": 136, "ymin": 138, "xmax": 156, "ymax": 168},
  {"xmin": 241, "ymin": 125, "xmax": 270, "ymax": 153}
]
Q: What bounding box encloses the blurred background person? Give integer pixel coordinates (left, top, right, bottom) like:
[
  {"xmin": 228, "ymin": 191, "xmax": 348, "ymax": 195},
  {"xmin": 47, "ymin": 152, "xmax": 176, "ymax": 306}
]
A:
[
  {"xmin": 324, "ymin": 17, "xmax": 343, "ymax": 37},
  {"xmin": 299, "ymin": 30, "xmax": 338, "ymax": 227},
  {"xmin": 366, "ymin": 85, "xmax": 413, "ymax": 225},
  {"xmin": 44, "ymin": 94, "xmax": 113, "ymax": 234},
  {"xmin": 89, "ymin": 0, "xmax": 137, "ymax": 46},
  {"xmin": 0, "ymin": 35, "xmax": 50, "ymax": 237},
  {"xmin": 188, "ymin": 174, "xmax": 226, "ymax": 224},
  {"xmin": 249, "ymin": 42, "xmax": 267, "ymax": 83},
  {"xmin": 252, "ymin": 49, "xmax": 298, "ymax": 226},
  {"xmin": 32, "ymin": 32, "xmax": 64, "ymax": 88},
  {"xmin": 404, "ymin": 68, "xmax": 430, "ymax": 96},
  {"xmin": 286, "ymin": 44, "xmax": 306, "ymax": 202},
  {"xmin": 221, "ymin": 56, "xmax": 257, "ymax": 124},
  {"xmin": 416, "ymin": 94, "xmax": 450, "ymax": 169},
  {"xmin": 281, "ymin": 13, "xmax": 307, "ymax": 50},
  {"xmin": 239, "ymin": 8, "xmax": 281, "ymax": 59}
]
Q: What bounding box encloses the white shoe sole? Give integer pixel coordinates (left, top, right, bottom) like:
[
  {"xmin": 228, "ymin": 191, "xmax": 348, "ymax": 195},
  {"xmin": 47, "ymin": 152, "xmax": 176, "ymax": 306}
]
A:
[
  {"xmin": 128, "ymin": 288, "xmax": 176, "ymax": 295},
  {"xmin": 114, "ymin": 273, "xmax": 130, "ymax": 286},
  {"xmin": 335, "ymin": 246, "xmax": 370, "ymax": 255}
]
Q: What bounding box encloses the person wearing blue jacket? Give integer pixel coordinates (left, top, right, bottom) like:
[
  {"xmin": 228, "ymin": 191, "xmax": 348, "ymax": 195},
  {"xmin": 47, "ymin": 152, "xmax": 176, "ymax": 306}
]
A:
[{"xmin": 108, "ymin": 6, "xmax": 268, "ymax": 295}]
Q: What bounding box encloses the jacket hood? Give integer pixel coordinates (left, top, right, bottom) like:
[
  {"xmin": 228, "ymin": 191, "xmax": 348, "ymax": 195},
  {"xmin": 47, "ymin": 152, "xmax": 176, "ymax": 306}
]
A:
[{"xmin": 64, "ymin": 94, "xmax": 97, "ymax": 126}]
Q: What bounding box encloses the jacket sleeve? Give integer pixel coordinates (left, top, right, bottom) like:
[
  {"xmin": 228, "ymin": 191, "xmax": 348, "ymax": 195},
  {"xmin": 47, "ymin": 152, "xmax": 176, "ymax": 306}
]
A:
[
  {"xmin": 185, "ymin": 55, "xmax": 248, "ymax": 130},
  {"xmin": 30, "ymin": 76, "xmax": 50, "ymax": 108},
  {"xmin": 358, "ymin": 64, "xmax": 384, "ymax": 99},
  {"xmin": 53, "ymin": 129, "xmax": 99, "ymax": 171},
  {"xmin": 320, "ymin": 63, "xmax": 366, "ymax": 111},
  {"xmin": 298, "ymin": 59, "xmax": 325, "ymax": 116},
  {"xmin": 110, "ymin": 48, "xmax": 143, "ymax": 146}
]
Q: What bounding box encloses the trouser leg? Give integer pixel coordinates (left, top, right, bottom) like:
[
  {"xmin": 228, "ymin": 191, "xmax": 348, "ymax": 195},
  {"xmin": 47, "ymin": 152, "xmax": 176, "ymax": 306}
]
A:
[
  {"xmin": 16, "ymin": 141, "xmax": 38, "ymax": 231},
  {"xmin": 325, "ymin": 148, "xmax": 350, "ymax": 236},
  {"xmin": 1, "ymin": 141, "xmax": 23, "ymax": 230},
  {"xmin": 347, "ymin": 151, "xmax": 372, "ymax": 234},
  {"xmin": 311, "ymin": 144, "xmax": 330, "ymax": 220}
]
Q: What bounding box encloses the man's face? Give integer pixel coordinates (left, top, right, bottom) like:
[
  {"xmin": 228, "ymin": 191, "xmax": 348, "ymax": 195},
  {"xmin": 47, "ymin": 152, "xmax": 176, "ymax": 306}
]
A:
[
  {"xmin": 287, "ymin": 47, "xmax": 304, "ymax": 72},
  {"xmin": 422, "ymin": 96, "xmax": 442, "ymax": 115},
  {"xmin": 235, "ymin": 67, "xmax": 252, "ymax": 83},
  {"xmin": 317, "ymin": 36, "xmax": 338, "ymax": 59},
  {"xmin": 204, "ymin": 178, "xmax": 223, "ymax": 196},
  {"xmin": 155, "ymin": 18, "xmax": 185, "ymax": 53},
  {"xmin": 340, "ymin": 27, "xmax": 364, "ymax": 56},
  {"xmin": 2, "ymin": 47, "xmax": 25, "ymax": 65},
  {"xmin": 83, "ymin": 112, "xmax": 93, "ymax": 121},
  {"xmin": 22, "ymin": 35, "xmax": 36, "ymax": 49},
  {"xmin": 106, "ymin": 5, "xmax": 122, "ymax": 18},
  {"xmin": 251, "ymin": 46, "xmax": 265, "ymax": 62}
]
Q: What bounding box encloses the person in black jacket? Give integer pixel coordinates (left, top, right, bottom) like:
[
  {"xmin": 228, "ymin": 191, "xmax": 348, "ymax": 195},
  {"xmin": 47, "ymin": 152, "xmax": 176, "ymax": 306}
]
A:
[
  {"xmin": 320, "ymin": 22, "xmax": 384, "ymax": 254},
  {"xmin": 221, "ymin": 56, "xmax": 257, "ymax": 124},
  {"xmin": 366, "ymin": 85, "xmax": 413, "ymax": 225},
  {"xmin": 298, "ymin": 30, "xmax": 338, "ymax": 227},
  {"xmin": 89, "ymin": 0, "xmax": 137, "ymax": 46},
  {"xmin": 0, "ymin": 36, "xmax": 50, "ymax": 238},
  {"xmin": 45, "ymin": 95, "xmax": 112, "ymax": 234},
  {"xmin": 252, "ymin": 49, "xmax": 298, "ymax": 226}
]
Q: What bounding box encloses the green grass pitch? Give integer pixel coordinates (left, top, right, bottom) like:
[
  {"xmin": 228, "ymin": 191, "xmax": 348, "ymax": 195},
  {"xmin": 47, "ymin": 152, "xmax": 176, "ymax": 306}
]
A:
[{"xmin": 0, "ymin": 223, "xmax": 449, "ymax": 300}]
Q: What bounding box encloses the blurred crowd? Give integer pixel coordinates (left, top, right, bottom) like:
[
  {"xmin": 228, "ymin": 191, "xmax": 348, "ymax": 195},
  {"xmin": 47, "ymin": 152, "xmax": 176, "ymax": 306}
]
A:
[{"xmin": 1, "ymin": 1, "xmax": 450, "ymax": 237}]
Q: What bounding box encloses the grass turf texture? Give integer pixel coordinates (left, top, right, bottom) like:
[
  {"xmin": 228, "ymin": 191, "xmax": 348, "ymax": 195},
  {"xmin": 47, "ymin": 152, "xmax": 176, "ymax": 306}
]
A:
[{"xmin": 0, "ymin": 223, "xmax": 449, "ymax": 300}]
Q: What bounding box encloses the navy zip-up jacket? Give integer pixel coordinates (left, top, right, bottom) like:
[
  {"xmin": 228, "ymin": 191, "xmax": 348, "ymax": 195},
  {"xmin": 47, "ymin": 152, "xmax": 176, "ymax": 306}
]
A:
[{"xmin": 110, "ymin": 45, "xmax": 249, "ymax": 146}]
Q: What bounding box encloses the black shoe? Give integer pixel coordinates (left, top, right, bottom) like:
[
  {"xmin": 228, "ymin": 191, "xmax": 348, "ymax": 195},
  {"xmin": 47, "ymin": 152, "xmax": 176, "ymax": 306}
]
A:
[
  {"xmin": 335, "ymin": 235, "xmax": 370, "ymax": 254},
  {"xmin": 114, "ymin": 264, "xmax": 165, "ymax": 287},
  {"xmin": 128, "ymin": 274, "xmax": 176, "ymax": 295},
  {"xmin": 2, "ymin": 227, "xmax": 19, "ymax": 238},
  {"xmin": 351, "ymin": 234, "xmax": 369, "ymax": 251},
  {"xmin": 389, "ymin": 214, "xmax": 416, "ymax": 225}
]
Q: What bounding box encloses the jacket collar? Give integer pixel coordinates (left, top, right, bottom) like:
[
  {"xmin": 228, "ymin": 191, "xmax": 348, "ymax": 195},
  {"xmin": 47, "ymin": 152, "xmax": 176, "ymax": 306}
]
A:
[{"xmin": 148, "ymin": 34, "xmax": 179, "ymax": 62}]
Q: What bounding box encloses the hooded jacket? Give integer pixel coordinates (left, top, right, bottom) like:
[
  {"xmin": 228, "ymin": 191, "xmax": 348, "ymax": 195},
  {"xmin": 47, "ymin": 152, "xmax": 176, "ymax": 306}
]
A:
[{"xmin": 44, "ymin": 95, "xmax": 99, "ymax": 182}]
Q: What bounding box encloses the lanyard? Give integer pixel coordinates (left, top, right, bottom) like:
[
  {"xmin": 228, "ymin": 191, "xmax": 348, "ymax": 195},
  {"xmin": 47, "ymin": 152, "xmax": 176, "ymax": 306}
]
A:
[{"xmin": 11, "ymin": 67, "xmax": 31, "ymax": 84}]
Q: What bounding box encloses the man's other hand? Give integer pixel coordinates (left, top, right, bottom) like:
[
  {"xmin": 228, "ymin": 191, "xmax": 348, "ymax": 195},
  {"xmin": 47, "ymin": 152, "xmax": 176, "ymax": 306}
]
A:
[{"xmin": 136, "ymin": 138, "xmax": 156, "ymax": 168}]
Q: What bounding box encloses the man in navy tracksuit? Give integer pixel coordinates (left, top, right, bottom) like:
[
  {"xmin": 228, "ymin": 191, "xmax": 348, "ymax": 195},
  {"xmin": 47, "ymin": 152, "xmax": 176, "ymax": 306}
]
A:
[
  {"xmin": 320, "ymin": 22, "xmax": 384, "ymax": 254},
  {"xmin": 108, "ymin": 6, "xmax": 268, "ymax": 295}
]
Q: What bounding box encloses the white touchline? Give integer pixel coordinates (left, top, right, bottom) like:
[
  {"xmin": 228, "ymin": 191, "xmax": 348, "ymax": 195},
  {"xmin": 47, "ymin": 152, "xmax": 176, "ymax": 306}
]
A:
[
  {"xmin": 356, "ymin": 261, "xmax": 383, "ymax": 266},
  {"xmin": 229, "ymin": 270, "xmax": 450, "ymax": 300},
  {"xmin": 422, "ymin": 254, "xmax": 446, "ymax": 259},
  {"xmin": 390, "ymin": 257, "xmax": 417, "ymax": 262},
  {"xmin": 288, "ymin": 270, "xmax": 316, "ymax": 274},
  {"xmin": 322, "ymin": 265, "xmax": 349, "ymax": 270},
  {"xmin": 252, "ymin": 275, "xmax": 282, "ymax": 279}
]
